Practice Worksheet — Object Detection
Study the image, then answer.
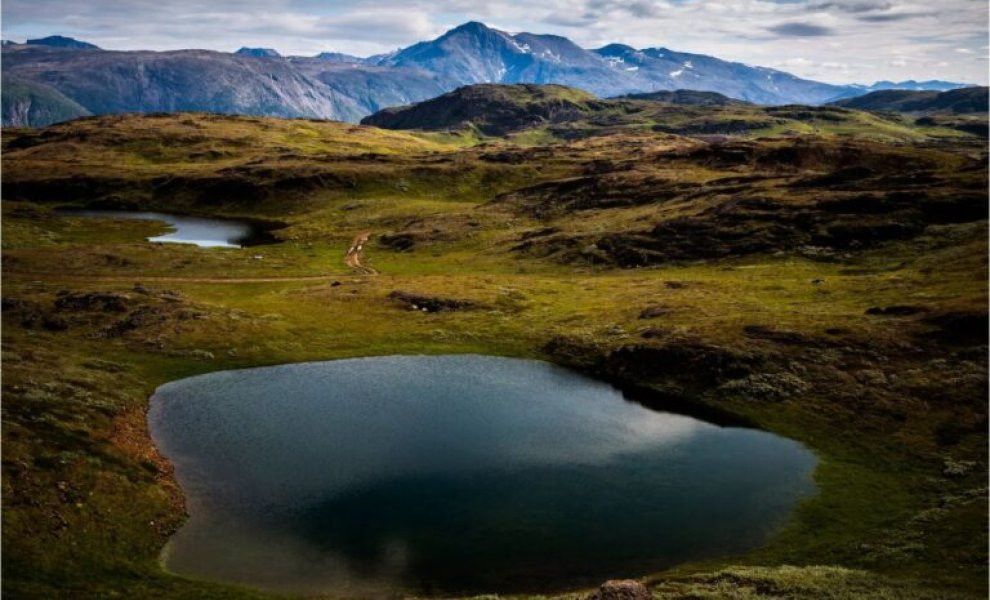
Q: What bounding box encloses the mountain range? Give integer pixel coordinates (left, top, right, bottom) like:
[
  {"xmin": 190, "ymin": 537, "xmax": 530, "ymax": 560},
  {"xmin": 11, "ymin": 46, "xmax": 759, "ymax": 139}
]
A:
[{"xmin": 1, "ymin": 23, "xmax": 975, "ymax": 128}]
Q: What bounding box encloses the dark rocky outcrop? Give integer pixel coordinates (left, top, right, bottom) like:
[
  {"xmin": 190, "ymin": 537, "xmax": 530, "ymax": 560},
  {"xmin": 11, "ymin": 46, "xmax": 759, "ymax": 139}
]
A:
[
  {"xmin": 387, "ymin": 291, "xmax": 478, "ymax": 312},
  {"xmin": 865, "ymin": 305, "xmax": 929, "ymax": 317},
  {"xmin": 54, "ymin": 291, "xmax": 130, "ymax": 313},
  {"xmin": 586, "ymin": 580, "xmax": 651, "ymax": 600}
]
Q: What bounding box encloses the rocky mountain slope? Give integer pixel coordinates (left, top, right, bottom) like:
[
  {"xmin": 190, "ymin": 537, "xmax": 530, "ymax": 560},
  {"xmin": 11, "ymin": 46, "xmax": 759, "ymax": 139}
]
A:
[
  {"xmin": 1, "ymin": 24, "xmax": 977, "ymax": 128},
  {"xmin": 1, "ymin": 75, "xmax": 91, "ymax": 127},
  {"xmin": 1, "ymin": 44, "xmax": 366, "ymax": 124},
  {"xmin": 373, "ymin": 22, "xmax": 852, "ymax": 104}
]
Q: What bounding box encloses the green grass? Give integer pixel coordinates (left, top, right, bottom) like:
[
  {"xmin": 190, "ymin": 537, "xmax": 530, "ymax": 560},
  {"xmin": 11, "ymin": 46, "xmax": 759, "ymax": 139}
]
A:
[{"xmin": 2, "ymin": 112, "xmax": 986, "ymax": 599}]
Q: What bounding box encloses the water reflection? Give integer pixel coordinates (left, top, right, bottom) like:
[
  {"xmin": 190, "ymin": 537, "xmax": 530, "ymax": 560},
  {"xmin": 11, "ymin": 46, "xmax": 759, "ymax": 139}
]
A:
[{"xmin": 150, "ymin": 355, "xmax": 816, "ymax": 596}]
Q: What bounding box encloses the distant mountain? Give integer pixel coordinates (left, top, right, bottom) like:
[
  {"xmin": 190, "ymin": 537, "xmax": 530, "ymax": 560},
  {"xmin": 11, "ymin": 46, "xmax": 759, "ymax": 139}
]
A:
[
  {"xmin": 614, "ymin": 89, "xmax": 748, "ymax": 106},
  {"xmin": 314, "ymin": 52, "xmax": 362, "ymax": 63},
  {"xmin": 2, "ymin": 22, "xmax": 980, "ymax": 128},
  {"xmin": 868, "ymin": 80, "xmax": 972, "ymax": 92},
  {"xmin": 371, "ymin": 22, "xmax": 849, "ymax": 105},
  {"xmin": 829, "ymin": 87, "xmax": 988, "ymax": 114},
  {"xmin": 361, "ymin": 83, "xmax": 605, "ymax": 135},
  {"xmin": 1, "ymin": 45, "xmax": 367, "ymax": 124},
  {"xmin": 26, "ymin": 35, "xmax": 99, "ymax": 50},
  {"xmin": 824, "ymin": 80, "xmax": 972, "ymax": 102},
  {"xmin": 235, "ymin": 47, "xmax": 281, "ymax": 58},
  {"xmin": 374, "ymin": 22, "xmax": 630, "ymax": 96}
]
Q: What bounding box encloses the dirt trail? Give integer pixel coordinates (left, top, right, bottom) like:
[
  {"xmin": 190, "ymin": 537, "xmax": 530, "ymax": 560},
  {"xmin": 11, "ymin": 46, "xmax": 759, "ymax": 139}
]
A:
[
  {"xmin": 4, "ymin": 233, "xmax": 382, "ymax": 284},
  {"xmin": 344, "ymin": 232, "xmax": 378, "ymax": 275}
]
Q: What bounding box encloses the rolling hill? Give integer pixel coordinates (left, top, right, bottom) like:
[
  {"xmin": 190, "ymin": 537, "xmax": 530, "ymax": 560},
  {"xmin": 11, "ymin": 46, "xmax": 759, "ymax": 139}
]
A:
[{"xmin": 829, "ymin": 86, "xmax": 988, "ymax": 114}]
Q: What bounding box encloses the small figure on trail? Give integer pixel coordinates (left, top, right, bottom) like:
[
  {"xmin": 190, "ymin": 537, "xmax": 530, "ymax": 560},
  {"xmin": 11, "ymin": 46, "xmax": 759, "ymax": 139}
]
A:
[{"xmin": 344, "ymin": 232, "xmax": 377, "ymax": 275}]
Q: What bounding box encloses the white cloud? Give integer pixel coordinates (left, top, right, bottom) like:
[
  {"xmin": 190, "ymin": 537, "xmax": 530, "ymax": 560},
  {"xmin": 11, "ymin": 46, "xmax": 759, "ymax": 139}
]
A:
[{"xmin": 2, "ymin": 0, "xmax": 987, "ymax": 84}]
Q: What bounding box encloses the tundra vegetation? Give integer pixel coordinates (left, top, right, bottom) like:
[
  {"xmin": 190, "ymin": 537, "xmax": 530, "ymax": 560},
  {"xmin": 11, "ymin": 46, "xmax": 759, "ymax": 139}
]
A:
[{"xmin": 2, "ymin": 85, "xmax": 987, "ymax": 599}]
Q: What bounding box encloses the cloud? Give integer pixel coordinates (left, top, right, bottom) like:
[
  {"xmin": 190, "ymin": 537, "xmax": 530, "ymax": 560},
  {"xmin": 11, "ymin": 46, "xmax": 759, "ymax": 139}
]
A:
[
  {"xmin": 767, "ymin": 22, "xmax": 835, "ymax": 36},
  {"xmin": 2, "ymin": 0, "xmax": 987, "ymax": 84},
  {"xmin": 807, "ymin": 1, "xmax": 892, "ymax": 13},
  {"xmin": 857, "ymin": 12, "xmax": 934, "ymax": 22}
]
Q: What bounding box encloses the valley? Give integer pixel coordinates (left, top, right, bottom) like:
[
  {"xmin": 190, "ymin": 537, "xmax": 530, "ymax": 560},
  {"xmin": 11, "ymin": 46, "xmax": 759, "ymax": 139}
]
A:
[{"xmin": 1, "ymin": 87, "xmax": 987, "ymax": 599}]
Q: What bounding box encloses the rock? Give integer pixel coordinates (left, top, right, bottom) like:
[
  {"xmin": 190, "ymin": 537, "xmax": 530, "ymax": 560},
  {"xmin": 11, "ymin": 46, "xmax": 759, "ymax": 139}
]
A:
[
  {"xmin": 743, "ymin": 325, "xmax": 820, "ymax": 346},
  {"xmin": 923, "ymin": 311, "xmax": 989, "ymax": 345},
  {"xmin": 387, "ymin": 291, "xmax": 477, "ymax": 313},
  {"xmin": 41, "ymin": 315, "xmax": 69, "ymax": 331},
  {"xmin": 865, "ymin": 305, "xmax": 928, "ymax": 316},
  {"xmin": 330, "ymin": 280, "xmax": 342, "ymax": 287},
  {"xmin": 663, "ymin": 281, "xmax": 686, "ymax": 289},
  {"xmin": 54, "ymin": 291, "xmax": 129, "ymax": 313},
  {"xmin": 942, "ymin": 457, "xmax": 976, "ymax": 477},
  {"xmin": 638, "ymin": 305, "xmax": 670, "ymax": 319},
  {"xmin": 605, "ymin": 342, "xmax": 759, "ymax": 396},
  {"xmin": 102, "ymin": 306, "xmax": 167, "ymax": 338},
  {"xmin": 718, "ymin": 372, "xmax": 811, "ymax": 401},
  {"xmin": 587, "ymin": 579, "xmax": 651, "ymax": 600},
  {"xmin": 855, "ymin": 369, "xmax": 888, "ymax": 386},
  {"xmin": 640, "ymin": 327, "xmax": 671, "ymax": 339},
  {"xmin": 379, "ymin": 233, "xmax": 416, "ymax": 251}
]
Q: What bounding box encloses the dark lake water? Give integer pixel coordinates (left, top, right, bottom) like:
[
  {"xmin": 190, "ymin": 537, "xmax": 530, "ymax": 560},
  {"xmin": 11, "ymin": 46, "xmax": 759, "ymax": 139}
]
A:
[
  {"xmin": 58, "ymin": 209, "xmax": 273, "ymax": 248},
  {"xmin": 148, "ymin": 355, "xmax": 816, "ymax": 597}
]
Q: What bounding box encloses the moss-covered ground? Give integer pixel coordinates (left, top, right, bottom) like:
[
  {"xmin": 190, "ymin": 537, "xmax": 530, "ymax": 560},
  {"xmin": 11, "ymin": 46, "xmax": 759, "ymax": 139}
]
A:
[{"xmin": 2, "ymin": 112, "xmax": 986, "ymax": 599}]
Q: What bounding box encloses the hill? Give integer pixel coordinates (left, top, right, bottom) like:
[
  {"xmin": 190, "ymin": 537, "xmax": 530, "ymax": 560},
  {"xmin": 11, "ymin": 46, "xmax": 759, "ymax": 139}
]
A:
[
  {"xmin": 361, "ymin": 83, "xmax": 979, "ymax": 142},
  {"xmin": 25, "ymin": 35, "xmax": 99, "ymax": 49},
  {"xmin": 235, "ymin": 47, "xmax": 281, "ymax": 58},
  {"xmin": 614, "ymin": 89, "xmax": 749, "ymax": 106},
  {"xmin": 361, "ymin": 84, "xmax": 605, "ymax": 135},
  {"xmin": 1, "ymin": 75, "xmax": 91, "ymax": 127},
  {"xmin": 829, "ymin": 87, "xmax": 988, "ymax": 114}
]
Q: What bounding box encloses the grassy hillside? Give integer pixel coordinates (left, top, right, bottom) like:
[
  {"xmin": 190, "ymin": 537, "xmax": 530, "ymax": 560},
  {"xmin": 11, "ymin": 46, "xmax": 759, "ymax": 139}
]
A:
[
  {"xmin": 1, "ymin": 76, "xmax": 92, "ymax": 127},
  {"xmin": 361, "ymin": 83, "xmax": 605, "ymax": 135},
  {"xmin": 2, "ymin": 111, "xmax": 987, "ymax": 599},
  {"xmin": 829, "ymin": 86, "xmax": 988, "ymax": 114},
  {"xmin": 360, "ymin": 83, "xmax": 982, "ymax": 143}
]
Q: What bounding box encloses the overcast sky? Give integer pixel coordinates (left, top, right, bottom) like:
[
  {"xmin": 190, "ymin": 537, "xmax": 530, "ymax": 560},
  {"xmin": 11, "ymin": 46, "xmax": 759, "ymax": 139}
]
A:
[{"xmin": 3, "ymin": 0, "xmax": 987, "ymax": 84}]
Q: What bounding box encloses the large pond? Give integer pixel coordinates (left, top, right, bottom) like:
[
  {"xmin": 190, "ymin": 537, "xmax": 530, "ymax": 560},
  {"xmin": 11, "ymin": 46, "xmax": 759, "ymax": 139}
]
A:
[
  {"xmin": 148, "ymin": 355, "xmax": 816, "ymax": 597},
  {"xmin": 57, "ymin": 209, "xmax": 275, "ymax": 248}
]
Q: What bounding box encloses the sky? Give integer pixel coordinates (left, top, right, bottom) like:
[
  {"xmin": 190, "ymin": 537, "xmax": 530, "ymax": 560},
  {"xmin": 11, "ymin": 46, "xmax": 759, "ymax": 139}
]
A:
[{"xmin": 2, "ymin": 0, "xmax": 988, "ymax": 85}]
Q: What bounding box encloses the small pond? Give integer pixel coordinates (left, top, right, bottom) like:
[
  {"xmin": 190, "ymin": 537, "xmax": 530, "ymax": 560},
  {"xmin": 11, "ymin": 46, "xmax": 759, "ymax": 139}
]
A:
[
  {"xmin": 57, "ymin": 209, "xmax": 275, "ymax": 248},
  {"xmin": 148, "ymin": 355, "xmax": 816, "ymax": 597}
]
